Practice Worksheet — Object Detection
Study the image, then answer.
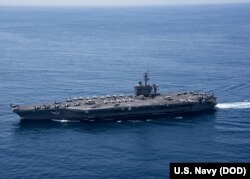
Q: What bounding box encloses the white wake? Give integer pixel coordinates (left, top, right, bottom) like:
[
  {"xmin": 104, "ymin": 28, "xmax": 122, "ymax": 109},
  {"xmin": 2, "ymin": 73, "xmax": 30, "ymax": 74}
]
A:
[
  {"xmin": 52, "ymin": 119, "xmax": 80, "ymax": 123},
  {"xmin": 216, "ymin": 101, "xmax": 250, "ymax": 109}
]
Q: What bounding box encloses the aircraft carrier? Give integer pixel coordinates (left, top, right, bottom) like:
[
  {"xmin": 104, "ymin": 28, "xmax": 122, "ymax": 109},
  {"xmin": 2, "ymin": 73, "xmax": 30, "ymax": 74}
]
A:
[{"xmin": 11, "ymin": 72, "xmax": 217, "ymax": 121}]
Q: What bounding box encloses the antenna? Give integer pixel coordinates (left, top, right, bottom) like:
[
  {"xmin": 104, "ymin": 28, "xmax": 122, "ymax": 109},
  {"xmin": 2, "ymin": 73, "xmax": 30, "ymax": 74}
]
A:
[{"xmin": 144, "ymin": 70, "xmax": 149, "ymax": 86}]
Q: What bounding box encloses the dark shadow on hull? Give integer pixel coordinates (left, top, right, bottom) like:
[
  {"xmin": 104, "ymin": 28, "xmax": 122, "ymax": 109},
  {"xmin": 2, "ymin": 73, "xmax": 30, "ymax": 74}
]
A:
[
  {"xmin": 17, "ymin": 109, "xmax": 217, "ymax": 126},
  {"xmin": 13, "ymin": 110, "xmax": 217, "ymax": 136}
]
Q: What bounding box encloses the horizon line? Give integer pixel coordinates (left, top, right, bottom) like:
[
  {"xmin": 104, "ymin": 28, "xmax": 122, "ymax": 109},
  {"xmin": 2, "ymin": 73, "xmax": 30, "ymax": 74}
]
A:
[{"xmin": 0, "ymin": 2, "xmax": 249, "ymax": 8}]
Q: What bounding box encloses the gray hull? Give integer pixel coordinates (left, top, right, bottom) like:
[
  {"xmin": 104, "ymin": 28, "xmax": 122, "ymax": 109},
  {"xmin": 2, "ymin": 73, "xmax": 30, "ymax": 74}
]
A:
[{"xmin": 15, "ymin": 100, "xmax": 216, "ymax": 121}]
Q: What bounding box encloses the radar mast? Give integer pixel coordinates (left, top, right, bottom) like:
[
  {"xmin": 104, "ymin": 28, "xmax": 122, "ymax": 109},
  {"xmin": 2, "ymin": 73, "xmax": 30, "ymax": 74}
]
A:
[{"xmin": 144, "ymin": 71, "xmax": 149, "ymax": 86}]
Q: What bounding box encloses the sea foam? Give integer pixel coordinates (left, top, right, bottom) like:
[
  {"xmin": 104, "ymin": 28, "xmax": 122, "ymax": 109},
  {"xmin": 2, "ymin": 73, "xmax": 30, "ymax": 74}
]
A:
[{"xmin": 216, "ymin": 101, "xmax": 250, "ymax": 109}]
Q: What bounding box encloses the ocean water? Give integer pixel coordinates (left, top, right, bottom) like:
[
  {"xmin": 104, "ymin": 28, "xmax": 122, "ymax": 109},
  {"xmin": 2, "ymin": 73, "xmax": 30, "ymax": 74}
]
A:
[{"xmin": 0, "ymin": 4, "xmax": 250, "ymax": 178}]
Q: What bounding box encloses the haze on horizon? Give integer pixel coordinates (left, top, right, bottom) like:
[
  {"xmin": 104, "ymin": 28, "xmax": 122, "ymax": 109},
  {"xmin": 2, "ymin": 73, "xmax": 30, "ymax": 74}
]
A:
[{"xmin": 0, "ymin": 0, "xmax": 250, "ymax": 6}]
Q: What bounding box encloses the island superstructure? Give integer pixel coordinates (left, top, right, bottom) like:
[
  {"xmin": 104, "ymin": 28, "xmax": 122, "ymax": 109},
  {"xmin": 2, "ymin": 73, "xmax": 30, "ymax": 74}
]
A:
[{"xmin": 11, "ymin": 72, "xmax": 217, "ymax": 121}]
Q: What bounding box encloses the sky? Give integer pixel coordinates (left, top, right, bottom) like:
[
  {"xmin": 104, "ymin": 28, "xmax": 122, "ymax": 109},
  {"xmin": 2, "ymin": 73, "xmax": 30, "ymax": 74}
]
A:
[{"xmin": 0, "ymin": 0, "xmax": 250, "ymax": 6}]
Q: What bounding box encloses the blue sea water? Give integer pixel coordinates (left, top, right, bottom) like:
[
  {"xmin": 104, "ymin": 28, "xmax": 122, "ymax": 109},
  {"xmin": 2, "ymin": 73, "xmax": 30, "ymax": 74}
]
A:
[{"xmin": 0, "ymin": 4, "xmax": 250, "ymax": 178}]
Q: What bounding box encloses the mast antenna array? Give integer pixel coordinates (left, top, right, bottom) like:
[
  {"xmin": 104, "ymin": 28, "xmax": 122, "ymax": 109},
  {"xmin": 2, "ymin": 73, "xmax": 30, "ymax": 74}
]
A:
[{"xmin": 144, "ymin": 71, "xmax": 149, "ymax": 86}]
